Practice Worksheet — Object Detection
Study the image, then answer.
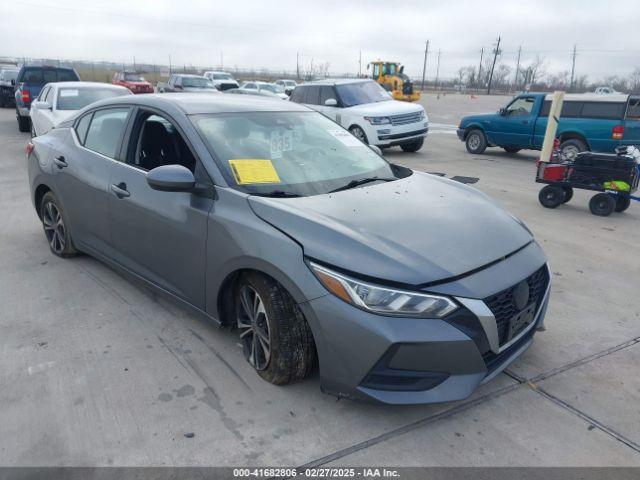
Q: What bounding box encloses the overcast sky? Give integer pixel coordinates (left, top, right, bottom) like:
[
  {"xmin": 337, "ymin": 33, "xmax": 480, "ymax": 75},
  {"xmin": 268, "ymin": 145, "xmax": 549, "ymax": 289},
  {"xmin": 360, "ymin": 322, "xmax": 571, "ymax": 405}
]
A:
[{"xmin": 2, "ymin": 0, "xmax": 639, "ymax": 81}]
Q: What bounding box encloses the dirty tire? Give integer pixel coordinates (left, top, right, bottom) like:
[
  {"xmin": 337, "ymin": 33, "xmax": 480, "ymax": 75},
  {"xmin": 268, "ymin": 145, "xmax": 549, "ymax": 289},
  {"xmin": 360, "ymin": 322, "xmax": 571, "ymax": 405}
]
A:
[
  {"xmin": 614, "ymin": 195, "xmax": 631, "ymax": 213},
  {"xmin": 538, "ymin": 185, "xmax": 565, "ymax": 209},
  {"xmin": 559, "ymin": 138, "xmax": 587, "ymax": 161},
  {"xmin": 589, "ymin": 193, "xmax": 616, "ymax": 217},
  {"xmin": 17, "ymin": 114, "xmax": 30, "ymax": 133},
  {"xmin": 236, "ymin": 272, "xmax": 315, "ymax": 385},
  {"xmin": 40, "ymin": 191, "xmax": 78, "ymax": 257},
  {"xmin": 561, "ymin": 186, "xmax": 573, "ymax": 203},
  {"xmin": 465, "ymin": 129, "xmax": 487, "ymax": 154},
  {"xmin": 400, "ymin": 137, "xmax": 424, "ymax": 152}
]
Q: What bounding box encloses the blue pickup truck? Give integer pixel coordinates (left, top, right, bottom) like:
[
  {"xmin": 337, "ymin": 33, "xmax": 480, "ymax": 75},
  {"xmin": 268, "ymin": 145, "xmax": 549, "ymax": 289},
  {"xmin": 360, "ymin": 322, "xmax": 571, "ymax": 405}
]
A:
[{"xmin": 457, "ymin": 93, "xmax": 640, "ymax": 160}]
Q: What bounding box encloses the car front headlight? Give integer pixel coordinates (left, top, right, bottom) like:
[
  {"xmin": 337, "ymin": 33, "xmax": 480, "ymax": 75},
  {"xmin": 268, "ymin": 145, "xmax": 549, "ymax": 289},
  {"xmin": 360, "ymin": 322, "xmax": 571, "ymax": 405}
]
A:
[
  {"xmin": 309, "ymin": 262, "xmax": 458, "ymax": 318},
  {"xmin": 364, "ymin": 116, "xmax": 391, "ymax": 125}
]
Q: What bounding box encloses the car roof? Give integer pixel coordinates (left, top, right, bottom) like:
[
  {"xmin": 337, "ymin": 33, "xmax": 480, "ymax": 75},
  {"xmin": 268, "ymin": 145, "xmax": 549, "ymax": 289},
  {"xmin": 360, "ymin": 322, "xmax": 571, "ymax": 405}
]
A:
[
  {"xmin": 48, "ymin": 81, "xmax": 130, "ymax": 90},
  {"xmin": 298, "ymin": 78, "xmax": 371, "ymax": 86},
  {"xmin": 543, "ymin": 93, "xmax": 629, "ymax": 102},
  {"xmin": 84, "ymin": 92, "xmax": 309, "ymax": 114},
  {"xmin": 173, "ymin": 73, "xmax": 207, "ymax": 78}
]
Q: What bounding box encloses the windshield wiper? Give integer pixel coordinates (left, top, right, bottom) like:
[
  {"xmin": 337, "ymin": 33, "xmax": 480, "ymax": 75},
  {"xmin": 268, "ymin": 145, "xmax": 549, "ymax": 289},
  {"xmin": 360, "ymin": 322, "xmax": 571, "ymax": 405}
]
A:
[
  {"xmin": 254, "ymin": 190, "xmax": 301, "ymax": 198},
  {"xmin": 328, "ymin": 177, "xmax": 396, "ymax": 193}
]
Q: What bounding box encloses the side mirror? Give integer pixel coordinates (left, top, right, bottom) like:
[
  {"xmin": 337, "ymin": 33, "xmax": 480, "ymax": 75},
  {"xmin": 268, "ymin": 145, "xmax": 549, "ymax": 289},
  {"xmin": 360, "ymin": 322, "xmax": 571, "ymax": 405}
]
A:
[
  {"xmin": 498, "ymin": 107, "xmax": 507, "ymax": 116},
  {"xmin": 11, "ymin": 79, "xmax": 15, "ymax": 86},
  {"xmin": 33, "ymin": 101, "xmax": 52, "ymax": 110},
  {"xmin": 369, "ymin": 145, "xmax": 383, "ymax": 156},
  {"xmin": 324, "ymin": 98, "xmax": 338, "ymax": 106},
  {"xmin": 146, "ymin": 165, "xmax": 195, "ymax": 192}
]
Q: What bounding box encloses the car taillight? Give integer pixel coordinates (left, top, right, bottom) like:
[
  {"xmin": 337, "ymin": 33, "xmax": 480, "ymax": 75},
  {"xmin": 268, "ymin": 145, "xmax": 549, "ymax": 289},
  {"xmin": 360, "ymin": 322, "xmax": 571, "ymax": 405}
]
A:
[
  {"xmin": 25, "ymin": 142, "xmax": 34, "ymax": 156},
  {"xmin": 21, "ymin": 89, "xmax": 30, "ymax": 103},
  {"xmin": 612, "ymin": 125, "xmax": 624, "ymax": 140}
]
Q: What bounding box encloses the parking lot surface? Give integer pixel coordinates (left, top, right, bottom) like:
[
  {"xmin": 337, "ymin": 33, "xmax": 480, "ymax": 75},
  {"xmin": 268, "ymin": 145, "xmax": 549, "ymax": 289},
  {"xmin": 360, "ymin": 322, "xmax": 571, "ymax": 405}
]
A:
[{"xmin": 1, "ymin": 93, "xmax": 639, "ymax": 467}]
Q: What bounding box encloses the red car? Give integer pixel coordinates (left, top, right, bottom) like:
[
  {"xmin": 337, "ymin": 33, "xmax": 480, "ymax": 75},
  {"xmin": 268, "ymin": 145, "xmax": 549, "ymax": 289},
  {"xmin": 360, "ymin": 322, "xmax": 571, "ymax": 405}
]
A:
[{"xmin": 112, "ymin": 71, "xmax": 154, "ymax": 94}]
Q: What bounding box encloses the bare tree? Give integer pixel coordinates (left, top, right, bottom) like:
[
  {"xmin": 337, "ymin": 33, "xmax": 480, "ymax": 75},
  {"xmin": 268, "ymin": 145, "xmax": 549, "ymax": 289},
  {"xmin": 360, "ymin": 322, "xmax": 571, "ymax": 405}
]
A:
[{"xmin": 629, "ymin": 68, "xmax": 640, "ymax": 93}]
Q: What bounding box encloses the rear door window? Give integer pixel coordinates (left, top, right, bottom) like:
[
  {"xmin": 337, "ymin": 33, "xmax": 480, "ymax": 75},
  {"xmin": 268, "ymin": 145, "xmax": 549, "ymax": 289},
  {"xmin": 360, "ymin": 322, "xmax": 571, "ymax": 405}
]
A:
[
  {"xmin": 580, "ymin": 102, "xmax": 625, "ymax": 119},
  {"xmin": 540, "ymin": 101, "xmax": 584, "ymax": 118},
  {"xmin": 303, "ymin": 86, "xmax": 321, "ymax": 105},
  {"xmin": 289, "ymin": 86, "xmax": 305, "ymax": 103},
  {"xmin": 83, "ymin": 108, "xmax": 130, "ymax": 159},
  {"xmin": 625, "ymin": 97, "xmax": 640, "ymax": 119},
  {"xmin": 319, "ymin": 86, "xmax": 336, "ymax": 106}
]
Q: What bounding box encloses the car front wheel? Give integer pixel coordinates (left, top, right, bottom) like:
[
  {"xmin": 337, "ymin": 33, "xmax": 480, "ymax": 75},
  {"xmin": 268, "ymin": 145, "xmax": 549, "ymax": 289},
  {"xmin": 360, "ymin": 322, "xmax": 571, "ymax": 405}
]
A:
[
  {"xmin": 235, "ymin": 272, "xmax": 315, "ymax": 385},
  {"xmin": 349, "ymin": 125, "xmax": 369, "ymax": 145},
  {"xmin": 40, "ymin": 191, "xmax": 77, "ymax": 257},
  {"xmin": 400, "ymin": 137, "xmax": 424, "ymax": 152},
  {"xmin": 465, "ymin": 129, "xmax": 487, "ymax": 154}
]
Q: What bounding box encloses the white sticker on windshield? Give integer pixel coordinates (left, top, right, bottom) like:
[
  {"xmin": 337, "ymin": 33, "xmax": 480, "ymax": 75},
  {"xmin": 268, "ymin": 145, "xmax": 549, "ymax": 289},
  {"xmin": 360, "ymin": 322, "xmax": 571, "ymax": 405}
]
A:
[
  {"xmin": 327, "ymin": 129, "xmax": 365, "ymax": 147},
  {"xmin": 270, "ymin": 130, "xmax": 293, "ymax": 159},
  {"xmin": 60, "ymin": 89, "xmax": 79, "ymax": 97}
]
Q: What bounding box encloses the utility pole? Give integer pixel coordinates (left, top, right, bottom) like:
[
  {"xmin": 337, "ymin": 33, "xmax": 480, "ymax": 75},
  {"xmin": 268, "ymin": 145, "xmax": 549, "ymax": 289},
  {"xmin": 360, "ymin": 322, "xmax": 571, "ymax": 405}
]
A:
[
  {"xmin": 514, "ymin": 46, "xmax": 521, "ymax": 92},
  {"xmin": 569, "ymin": 44, "xmax": 577, "ymax": 92},
  {"xmin": 220, "ymin": 51, "xmax": 224, "ymax": 69},
  {"xmin": 477, "ymin": 47, "xmax": 484, "ymax": 90},
  {"xmin": 168, "ymin": 55, "xmax": 172, "ymax": 75},
  {"xmin": 434, "ymin": 49, "xmax": 441, "ymax": 90},
  {"xmin": 296, "ymin": 52, "xmax": 300, "ymax": 80},
  {"xmin": 487, "ymin": 35, "xmax": 501, "ymax": 95},
  {"xmin": 421, "ymin": 40, "xmax": 429, "ymax": 92},
  {"xmin": 359, "ymin": 50, "xmax": 362, "ymax": 77}
]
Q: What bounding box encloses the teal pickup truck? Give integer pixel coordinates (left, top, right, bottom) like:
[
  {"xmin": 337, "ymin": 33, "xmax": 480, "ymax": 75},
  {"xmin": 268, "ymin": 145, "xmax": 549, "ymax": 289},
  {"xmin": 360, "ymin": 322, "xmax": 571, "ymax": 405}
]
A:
[{"xmin": 457, "ymin": 93, "xmax": 640, "ymax": 160}]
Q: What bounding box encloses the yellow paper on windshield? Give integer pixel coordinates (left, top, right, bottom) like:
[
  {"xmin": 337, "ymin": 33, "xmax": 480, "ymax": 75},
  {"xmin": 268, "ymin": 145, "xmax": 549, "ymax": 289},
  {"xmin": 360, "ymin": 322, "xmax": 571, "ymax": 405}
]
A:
[{"xmin": 228, "ymin": 159, "xmax": 281, "ymax": 185}]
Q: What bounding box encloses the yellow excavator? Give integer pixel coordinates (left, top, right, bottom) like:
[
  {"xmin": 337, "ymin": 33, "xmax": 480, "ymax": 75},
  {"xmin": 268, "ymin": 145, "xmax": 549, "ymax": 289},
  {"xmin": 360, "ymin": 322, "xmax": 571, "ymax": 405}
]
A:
[{"xmin": 367, "ymin": 60, "xmax": 421, "ymax": 102}]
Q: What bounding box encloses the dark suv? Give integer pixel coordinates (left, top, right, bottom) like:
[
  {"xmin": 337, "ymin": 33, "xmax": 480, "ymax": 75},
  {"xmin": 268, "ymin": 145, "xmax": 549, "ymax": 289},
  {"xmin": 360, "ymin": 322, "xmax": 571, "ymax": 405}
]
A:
[{"xmin": 14, "ymin": 66, "xmax": 80, "ymax": 132}]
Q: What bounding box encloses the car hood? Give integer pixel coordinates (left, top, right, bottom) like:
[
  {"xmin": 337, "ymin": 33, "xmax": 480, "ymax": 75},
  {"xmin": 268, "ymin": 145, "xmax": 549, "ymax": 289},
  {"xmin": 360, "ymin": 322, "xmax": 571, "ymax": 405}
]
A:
[
  {"xmin": 461, "ymin": 112, "xmax": 499, "ymax": 125},
  {"xmin": 346, "ymin": 100, "xmax": 424, "ymax": 117},
  {"xmin": 248, "ymin": 172, "xmax": 532, "ymax": 286},
  {"xmin": 183, "ymin": 87, "xmax": 219, "ymax": 93},
  {"xmin": 125, "ymin": 81, "xmax": 152, "ymax": 87}
]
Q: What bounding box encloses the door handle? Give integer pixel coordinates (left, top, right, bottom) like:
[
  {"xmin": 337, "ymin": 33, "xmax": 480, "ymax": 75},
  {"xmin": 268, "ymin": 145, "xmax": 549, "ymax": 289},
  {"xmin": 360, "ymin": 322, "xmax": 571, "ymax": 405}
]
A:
[
  {"xmin": 53, "ymin": 155, "xmax": 68, "ymax": 168},
  {"xmin": 111, "ymin": 182, "xmax": 130, "ymax": 198}
]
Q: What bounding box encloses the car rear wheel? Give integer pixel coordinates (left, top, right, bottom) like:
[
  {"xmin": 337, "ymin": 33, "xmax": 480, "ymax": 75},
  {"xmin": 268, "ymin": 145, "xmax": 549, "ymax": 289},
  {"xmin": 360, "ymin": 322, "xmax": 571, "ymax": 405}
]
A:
[
  {"xmin": 465, "ymin": 129, "xmax": 487, "ymax": 154},
  {"xmin": 589, "ymin": 193, "xmax": 616, "ymax": 216},
  {"xmin": 614, "ymin": 195, "xmax": 631, "ymax": 213},
  {"xmin": 235, "ymin": 272, "xmax": 315, "ymax": 385},
  {"xmin": 40, "ymin": 192, "xmax": 77, "ymax": 257},
  {"xmin": 17, "ymin": 114, "xmax": 30, "ymax": 133},
  {"xmin": 559, "ymin": 138, "xmax": 587, "ymax": 161},
  {"xmin": 538, "ymin": 185, "xmax": 565, "ymax": 208},
  {"xmin": 561, "ymin": 186, "xmax": 573, "ymax": 203},
  {"xmin": 400, "ymin": 137, "xmax": 424, "ymax": 153},
  {"xmin": 349, "ymin": 126, "xmax": 369, "ymax": 145}
]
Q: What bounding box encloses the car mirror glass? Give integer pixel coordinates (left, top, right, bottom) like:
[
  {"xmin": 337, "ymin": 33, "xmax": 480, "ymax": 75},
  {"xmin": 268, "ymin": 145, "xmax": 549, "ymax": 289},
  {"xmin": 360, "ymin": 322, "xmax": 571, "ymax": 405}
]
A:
[{"xmin": 325, "ymin": 98, "xmax": 338, "ymax": 106}]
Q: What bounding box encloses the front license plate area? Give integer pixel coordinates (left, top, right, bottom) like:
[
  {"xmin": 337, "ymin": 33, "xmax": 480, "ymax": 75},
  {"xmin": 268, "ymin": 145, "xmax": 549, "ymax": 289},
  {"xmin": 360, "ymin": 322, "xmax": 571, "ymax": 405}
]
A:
[{"xmin": 507, "ymin": 303, "xmax": 536, "ymax": 341}]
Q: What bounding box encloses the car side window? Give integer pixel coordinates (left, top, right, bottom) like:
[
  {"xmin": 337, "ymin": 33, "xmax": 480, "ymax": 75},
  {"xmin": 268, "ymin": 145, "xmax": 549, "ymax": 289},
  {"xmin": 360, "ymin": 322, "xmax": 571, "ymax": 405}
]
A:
[
  {"xmin": 304, "ymin": 86, "xmax": 321, "ymax": 105},
  {"xmin": 38, "ymin": 86, "xmax": 50, "ymax": 102},
  {"xmin": 506, "ymin": 97, "xmax": 534, "ymax": 116},
  {"xmin": 319, "ymin": 86, "xmax": 336, "ymax": 106},
  {"xmin": 289, "ymin": 86, "xmax": 305, "ymax": 103},
  {"xmin": 245, "ymin": 83, "xmax": 256, "ymax": 89},
  {"xmin": 129, "ymin": 112, "xmax": 196, "ymax": 173},
  {"xmin": 84, "ymin": 108, "xmax": 130, "ymax": 159},
  {"xmin": 75, "ymin": 112, "xmax": 93, "ymax": 145},
  {"xmin": 44, "ymin": 87, "xmax": 54, "ymax": 104}
]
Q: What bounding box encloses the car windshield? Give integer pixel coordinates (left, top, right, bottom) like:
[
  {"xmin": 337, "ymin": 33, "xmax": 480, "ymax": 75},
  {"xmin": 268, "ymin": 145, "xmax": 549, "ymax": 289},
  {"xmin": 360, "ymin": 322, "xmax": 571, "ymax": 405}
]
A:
[
  {"xmin": 259, "ymin": 84, "xmax": 278, "ymax": 93},
  {"xmin": 213, "ymin": 73, "xmax": 232, "ymax": 80},
  {"xmin": 56, "ymin": 88, "xmax": 129, "ymax": 111},
  {"xmin": 336, "ymin": 81, "xmax": 391, "ymax": 107},
  {"xmin": 284, "ymin": 81, "xmax": 296, "ymax": 87},
  {"xmin": 183, "ymin": 77, "xmax": 214, "ymax": 88},
  {"xmin": 20, "ymin": 68, "xmax": 78, "ymax": 84},
  {"xmin": 3, "ymin": 70, "xmax": 18, "ymax": 81},
  {"xmin": 191, "ymin": 111, "xmax": 399, "ymax": 197},
  {"xmin": 124, "ymin": 74, "xmax": 145, "ymax": 82}
]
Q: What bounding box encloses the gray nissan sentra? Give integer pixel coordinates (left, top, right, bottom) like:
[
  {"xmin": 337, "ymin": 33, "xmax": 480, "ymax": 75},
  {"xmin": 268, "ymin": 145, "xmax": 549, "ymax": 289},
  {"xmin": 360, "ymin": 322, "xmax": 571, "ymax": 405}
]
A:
[{"xmin": 27, "ymin": 93, "xmax": 550, "ymax": 405}]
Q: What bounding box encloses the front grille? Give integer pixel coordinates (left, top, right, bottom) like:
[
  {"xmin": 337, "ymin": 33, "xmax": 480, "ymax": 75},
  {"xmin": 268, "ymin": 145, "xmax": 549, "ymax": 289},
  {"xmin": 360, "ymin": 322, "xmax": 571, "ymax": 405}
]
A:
[
  {"xmin": 483, "ymin": 266, "xmax": 549, "ymax": 346},
  {"xmin": 390, "ymin": 111, "xmax": 423, "ymax": 125},
  {"xmin": 482, "ymin": 326, "xmax": 535, "ymax": 374}
]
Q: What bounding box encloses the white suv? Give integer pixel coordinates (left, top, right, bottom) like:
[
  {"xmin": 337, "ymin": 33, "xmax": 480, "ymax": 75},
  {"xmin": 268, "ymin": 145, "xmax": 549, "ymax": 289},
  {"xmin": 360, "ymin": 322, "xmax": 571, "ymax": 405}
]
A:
[
  {"xmin": 289, "ymin": 79, "xmax": 428, "ymax": 151},
  {"xmin": 203, "ymin": 71, "xmax": 239, "ymax": 91}
]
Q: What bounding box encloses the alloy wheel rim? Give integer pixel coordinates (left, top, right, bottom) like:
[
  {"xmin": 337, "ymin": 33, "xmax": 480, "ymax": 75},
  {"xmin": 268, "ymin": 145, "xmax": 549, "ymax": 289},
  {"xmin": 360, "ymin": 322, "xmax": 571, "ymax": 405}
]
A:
[
  {"xmin": 352, "ymin": 128, "xmax": 365, "ymax": 141},
  {"xmin": 42, "ymin": 201, "xmax": 65, "ymax": 254},
  {"xmin": 237, "ymin": 285, "xmax": 271, "ymax": 371},
  {"xmin": 561, "ymin": 146, "xmax": 579, "ymax": 161}
]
